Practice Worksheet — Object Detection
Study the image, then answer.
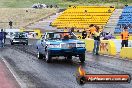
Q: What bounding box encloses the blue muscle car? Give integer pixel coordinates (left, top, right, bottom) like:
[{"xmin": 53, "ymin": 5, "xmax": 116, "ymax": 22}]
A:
[{"xmin": 36, "ymin": 32, "xmax": 86, "ymax": 63}]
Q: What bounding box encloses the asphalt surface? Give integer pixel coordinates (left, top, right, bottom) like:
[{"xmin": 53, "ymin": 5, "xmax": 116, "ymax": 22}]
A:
[
  {"xmin": 0, "ymin": 59, "xmax": 20, "ymax": 88},
  {"xmin": 0, "ymin": 39, "xmax": 132, "ymax": 88}
]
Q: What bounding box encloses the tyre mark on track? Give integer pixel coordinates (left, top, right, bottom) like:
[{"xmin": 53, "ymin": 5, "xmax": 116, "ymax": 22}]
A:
[
  {"xmin": 6, "ymin": 45, "xmax": 37, "ymax": 57},
  {"xmin": 84, "ymin": 61, "xmax": 131, "ymax": 75}
]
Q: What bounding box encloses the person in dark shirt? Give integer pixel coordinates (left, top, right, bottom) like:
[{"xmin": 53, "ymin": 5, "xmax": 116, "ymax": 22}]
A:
[
  {"xmin": 1, "ymin": 29, "xmax": 7, "ymax": 44},
  {"xmin": 50, "ymin": 5, "xmax": 53, "ymax": 8},
  {"xmin": 9, "ymin": 21, "xmax": 13, "ymax": 29},
  {"xmin": 0, "ymin": 29, "xmax": 4, "ymax": 47},
  {"xmin": 82, "ymin": 29, "xmax": 87, "ymax": 39}
]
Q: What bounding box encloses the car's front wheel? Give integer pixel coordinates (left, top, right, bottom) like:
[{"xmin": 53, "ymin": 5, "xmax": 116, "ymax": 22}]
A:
[
  {"xmin": 11, "ymin": 41, "xmax": 14, "ymax": 45},
  {"xmin": 37, "ymin": 52, "xmax": 43, "ymax": 59},
  {"xmin": 79, "ymin": 53, "xmax": 85, "ymax": 63},
  {"xmin": 23, "ymin": 42, "xmax": 28, "ymax": 45},
  {"xmin": 45, "ymin": 51, "xmax": 52, "ymax": 63}
]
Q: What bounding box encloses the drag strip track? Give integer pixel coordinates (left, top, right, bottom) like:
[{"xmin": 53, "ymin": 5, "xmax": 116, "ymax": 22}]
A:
[
  {"xmin": 6, "ymin": 45, "xmax": 37, "ymax": 58},
  {"xmin": 6, "ymin": 44, "xmax": 132, "ymax": 75},
  {"xmin": 0, "ymin": 40, "xmax": 132, "ymax": 88}
]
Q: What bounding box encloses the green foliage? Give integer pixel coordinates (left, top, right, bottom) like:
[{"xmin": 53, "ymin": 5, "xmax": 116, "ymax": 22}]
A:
[{"xmin": 0, "ymin": 0, "xmax": 131, "ymax": 8}]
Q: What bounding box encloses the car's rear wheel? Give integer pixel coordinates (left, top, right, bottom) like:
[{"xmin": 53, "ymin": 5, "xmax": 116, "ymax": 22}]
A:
[
  {"xmin": 79, "ymin": 53, "xmax": 85, "ymax": 63},
  {"xmin": 26, "ymin": 43, "xmax": 28, "ymax": 45},
  {"xmin": 67, "ymin": 55, "xmax": 72, "ymax": 61},
  {"xmin": 45, "ymin": 51, "xmax": 52, "ymax": 63},
  {"xmin": 11, "ymin": 41, "xmax": 14, "ymax": 45},
  {"xmin": 25, "ymin": 41, "xmax": 28, "ymax": 45},
  {"xmin": 37, "ymin": 52, "xmax": 43, "ymax": 59}
]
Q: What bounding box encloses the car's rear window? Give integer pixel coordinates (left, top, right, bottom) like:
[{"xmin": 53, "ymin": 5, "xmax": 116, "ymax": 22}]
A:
[{"xmin": 14, "ymin": 32, "xmax": 27, "ymax": 38}]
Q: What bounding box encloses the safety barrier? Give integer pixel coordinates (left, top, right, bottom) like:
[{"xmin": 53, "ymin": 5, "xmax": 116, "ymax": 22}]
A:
[
  {"xmin": 80, "ymin": 39, "xmax": 116, "ymax": 56},
  {"xmin": 99, "ymin": 40, "xmax": 116, "ymax": 55},
  {"xmin": 112, "ymin": 39, "xmax": 132, "ymax": 53},
  {"xmin": 120, "ymin": 47, "xmax": 132, "ymax": 59},
  {"xmin": 80, "ymin": 39, "xmax": 94, "ymax": 52}
]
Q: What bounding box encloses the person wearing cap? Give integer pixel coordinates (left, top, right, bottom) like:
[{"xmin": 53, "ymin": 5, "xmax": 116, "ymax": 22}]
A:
[{"xmin": 120, "ymin": 26, "xmax": 129, "ymax": 47}]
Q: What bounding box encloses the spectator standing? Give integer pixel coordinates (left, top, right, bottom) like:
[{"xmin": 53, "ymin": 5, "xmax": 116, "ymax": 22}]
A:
[
  {"xmin": 1, "ymin": 29, "xmax": 7, "ymax": 44},
  {"xmin": 121, "ymin": 26, "xmax": 129, "ymax": 48},
  {"xmin": 50, "ymin": 5, "xmax": 53, "ymax": 8},
  {"xmin": 0, "ymin": 29, "xmax": 4, "ymax": 47},
  {"xmin": 82, "ymin": 29, "xmax": 87, "ymax": 39},
  {"xmin": 92, "ymin": 26, "xmax": 101, "ymax": 55},
  {"xmin": 55, "ymin": 5, "xmax": 58, "ymax": 8},
  {"xmin": 9, "ymin": 21, "xmax": 13, "ymax": 29},
  {"xmin": 88, "ymin": 24, "xmax": 96, "ymax": 38}
]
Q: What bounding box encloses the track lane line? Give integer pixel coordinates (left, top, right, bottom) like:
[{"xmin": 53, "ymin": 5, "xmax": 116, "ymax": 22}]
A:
[{"xmin": 0, "ymin": 55, "xmax": 27, "ymax": 88}]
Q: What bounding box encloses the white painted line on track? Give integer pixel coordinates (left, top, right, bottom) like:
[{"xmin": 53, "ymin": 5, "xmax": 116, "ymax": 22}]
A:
[{"xmin": 0, "ymin": 55, "xmax": 27, "ymax": 88}]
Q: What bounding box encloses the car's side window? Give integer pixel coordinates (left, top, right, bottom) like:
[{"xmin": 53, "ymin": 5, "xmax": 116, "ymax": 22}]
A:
[
  {"xmin": 54, "ymin": 34, "xmax": 61, "ymax": 39},
  {"xmin": 46, "ymin": 33, "xmax": 54, "ymax": 40}
]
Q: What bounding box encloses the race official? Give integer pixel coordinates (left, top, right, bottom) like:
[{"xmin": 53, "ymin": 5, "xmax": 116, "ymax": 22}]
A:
[
  {"xmin": 121, "ymin": 26, "xmax": 129, "ymax": 47},
  {"xmin": 92, "ymin": 26, "xmax": 101, "ymax": 55}
]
